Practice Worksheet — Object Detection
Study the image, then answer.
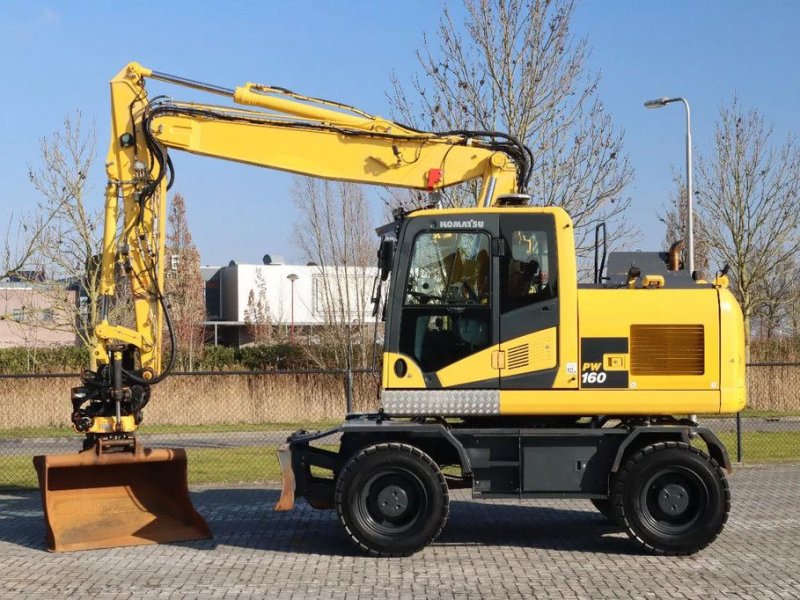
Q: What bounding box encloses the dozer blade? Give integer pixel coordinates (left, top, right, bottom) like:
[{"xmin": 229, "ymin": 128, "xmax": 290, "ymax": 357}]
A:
[
  {"xmin": 274, "ymin": 443, "xmax": 295, "ymax": 511},
  {"xmin": 33, "ymin": 447, "xmax": 212, "ymax": 552}
]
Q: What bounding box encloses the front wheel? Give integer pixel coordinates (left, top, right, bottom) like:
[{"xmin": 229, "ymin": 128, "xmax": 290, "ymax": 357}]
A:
[
  {"xmin": 611, "ymin": 441, "xmax": 730, "ymax": 555},
  {"xmin": 335, "ymin": 443, "xmax": 449, "ymax": 557}
]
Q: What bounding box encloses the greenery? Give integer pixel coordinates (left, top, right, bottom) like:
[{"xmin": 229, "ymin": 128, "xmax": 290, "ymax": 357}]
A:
[
  {"xmin": 739, "ymin": 409, "xmax": 800, "ymax": 418},
  {"xmin": 186, "ymin": 446, "xmax": 284, "ymax": 485},
  {"xmin": 186, "ymin": 444, "xmax": 338, "ymax": 485},
  {"xmin": 195, "ymin": 345, "xmax": 237, "ymax": 371},
  {"xmin": 715, "ymin": 431, "xmax": 800, "ymax": 463},
  {"xmin": 0, "ymin": 346, "xmax": 89, "ymax": 374},
  {"xmin": 0, "ymin": 341, "xmax": 382, "ymax": 374},
  {"xmin": 234, "ymin": 343, "xmax": 312, "ymax": 370},
  {"xmin": 3, "ymin": 428, "xmax": 800, "ymax": 490},
  {"xmin": 0, "ymin": 443, "xmax": 339, "ymax": 490},
  {"xmin": 0, "ymin": 456, "xmax": 37, "ymax": 489}
]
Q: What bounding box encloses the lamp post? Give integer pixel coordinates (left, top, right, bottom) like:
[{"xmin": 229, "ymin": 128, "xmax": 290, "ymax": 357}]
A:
[
  {"xmin": 644, "ymin": 96, "xmax": 694, "ymax": 275},
  {"xmin": 286, "ymin": 273, "xmax": 298, "ymax": 342}
]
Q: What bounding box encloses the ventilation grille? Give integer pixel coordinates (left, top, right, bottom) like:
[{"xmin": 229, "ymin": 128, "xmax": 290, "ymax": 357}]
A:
[
  {"xmin": 506, "ymin": 344, "xmax": 530, "ymax": 370},
  {"xmin": 631, "ymin": 325, "xmax": 704, "ymax": 375}
]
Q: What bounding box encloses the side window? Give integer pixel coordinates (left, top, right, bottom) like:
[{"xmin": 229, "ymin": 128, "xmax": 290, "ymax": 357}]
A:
[
  {"xmin": 400, "ymin": 231, "xmax": 492, "ymax": 373},
  {"xmin": 405, "ymin": 232, "xmax": 491, "ymax": 306},
  {"xmin": 501, "ymin": 228, "xmax": 557, "ymax": 312}
]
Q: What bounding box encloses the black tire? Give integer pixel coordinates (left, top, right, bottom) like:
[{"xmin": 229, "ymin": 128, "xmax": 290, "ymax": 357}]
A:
[
  {"xmin": 590, "ymin": 498, "xmax": 619, "ymax": 524},
  {"xmin": 611, "ymin": 441, "xmax": 730, "ymax": 555},
  {"xmin": 335, "ymin": 442, "xmax": 449, "ymax": 557}
]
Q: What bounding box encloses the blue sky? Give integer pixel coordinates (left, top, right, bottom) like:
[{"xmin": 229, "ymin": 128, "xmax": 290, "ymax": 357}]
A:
[{"xmin": 1, "ymin": 1, "xmax": 798, "ymax": 267}]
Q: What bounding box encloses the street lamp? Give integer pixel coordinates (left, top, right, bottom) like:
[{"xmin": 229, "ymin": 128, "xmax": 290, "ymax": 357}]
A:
[
  {"xmin": 645, "ymin": 96, "xmax": 694, "ymax": 275},
  {"xmin": 286, "ymin": 273, "xmax": 298, "ymax": 342}
]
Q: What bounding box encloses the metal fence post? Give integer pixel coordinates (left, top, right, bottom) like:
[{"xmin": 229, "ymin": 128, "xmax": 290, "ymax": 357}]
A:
[
  {"xmin": 345, "ymin": 367, "xmax": 354, "ymax": 414},
  {"xmin": 736, "ymin": 412, "xmax": 743, "ymax": 463}
]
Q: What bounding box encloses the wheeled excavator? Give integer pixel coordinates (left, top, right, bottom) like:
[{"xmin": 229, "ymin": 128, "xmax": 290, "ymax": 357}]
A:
[{"xmin": 35, "ymin": 63, "xmax": 745, "ymax": 557}]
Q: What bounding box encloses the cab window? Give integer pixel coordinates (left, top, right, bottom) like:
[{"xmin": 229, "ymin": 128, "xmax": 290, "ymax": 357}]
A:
[
  {"xmin": 400, "ymin": 231, "xmax": 492, "ymax": 373},
  {"xmin": 405, "ymin": 231, "xmax": 491, "ymax": 306},
  {"xmin": 501, "ymin": 228, "xmax": 556, "ymax": 312}
]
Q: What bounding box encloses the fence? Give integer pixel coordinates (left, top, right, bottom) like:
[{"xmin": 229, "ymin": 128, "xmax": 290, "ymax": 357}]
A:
[{"xmin": 0, "ymin": 365, "xmax": 798, "ymax": 489}]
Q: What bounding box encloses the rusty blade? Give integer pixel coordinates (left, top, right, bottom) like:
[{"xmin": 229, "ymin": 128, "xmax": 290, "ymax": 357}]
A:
[
  {"xmin": 34, "ymin": 447, "xmax": 212, "ymax": 552},
  {"xmin": 274, "ymin": 443, "xmax": 295, "ymax": 511}
]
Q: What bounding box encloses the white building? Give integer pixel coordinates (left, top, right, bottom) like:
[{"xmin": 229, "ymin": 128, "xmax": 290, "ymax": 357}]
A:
[{"xmin": 202, "ymin": 257, "xmax": 378, "ymax": 346}]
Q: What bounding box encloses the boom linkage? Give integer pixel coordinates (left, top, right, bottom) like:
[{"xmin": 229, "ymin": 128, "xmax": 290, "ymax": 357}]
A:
[{"xmin": 72, "ymin": 62, "xmax": 530, "ymax": 442}]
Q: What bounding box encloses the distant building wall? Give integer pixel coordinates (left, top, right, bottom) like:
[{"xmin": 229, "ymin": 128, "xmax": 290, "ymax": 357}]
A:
[
  {"xmin": 0, "ymin": 284, "xmax": 77, "ymax": 348},
  {"xmin": 201, "ymin": 267, "xmax": 222, "ymax": 320},
  {"xmin": 228, "ymin": 263, "xmax": 378, "ymax": 325},
  {"xmin": 203, "ymin": 262, "xmax": 379, "ymax": 346}
]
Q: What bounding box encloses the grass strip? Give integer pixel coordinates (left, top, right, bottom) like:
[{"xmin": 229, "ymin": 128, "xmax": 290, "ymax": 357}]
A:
[
  {"xmin": 0, "ymin": 444, "xmax": 339, "ymax": 490},
  {"xmin": 713, "ymin": 431, "xmax": 800, "ymax": 462},
  {"xmin": 2, "ymin": 432, "xmax": 799, "ymax": 491}
]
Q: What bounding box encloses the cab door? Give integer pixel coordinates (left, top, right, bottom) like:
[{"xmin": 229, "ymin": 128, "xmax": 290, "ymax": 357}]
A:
[
  {"xmin": 384, "ymin": 213, "xmax": 500, "ymax": 389},
  {"xmin": 498, "ymin": 212, "xmax": 560, "ymax": 389}
]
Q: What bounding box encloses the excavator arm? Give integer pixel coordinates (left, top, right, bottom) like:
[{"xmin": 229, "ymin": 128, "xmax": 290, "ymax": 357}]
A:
[
  {"xmin": 78, "ymin": 62, "xmax": 528, "ymax": 438},
  {"xmin": 36, "ymin": 62, "xmax": 530, "ymax": 553}
]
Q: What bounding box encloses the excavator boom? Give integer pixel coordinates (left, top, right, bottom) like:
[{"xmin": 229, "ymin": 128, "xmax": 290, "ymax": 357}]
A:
[{"xmin": 36, "ymin": 63, "xmax": 527, "ymax": 552}]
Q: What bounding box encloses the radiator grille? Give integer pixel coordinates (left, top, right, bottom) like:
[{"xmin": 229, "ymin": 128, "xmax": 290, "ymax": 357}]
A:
[
  {"xmin": 506, "ymin": 344, "xmax": 529, "ymax": 370},
  {"xmin": 630, "ymin": 325, "xmax": 704, "ymax": 375}
]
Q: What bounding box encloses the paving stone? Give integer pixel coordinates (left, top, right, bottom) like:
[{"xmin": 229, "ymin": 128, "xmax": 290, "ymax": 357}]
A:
[{"xmin": 0, "ymin": 464, "xmax": 798, "ymax": 598}]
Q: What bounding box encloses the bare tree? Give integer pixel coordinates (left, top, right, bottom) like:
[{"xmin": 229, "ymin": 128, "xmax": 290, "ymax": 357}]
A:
[
  {"xmin": 751, "ymin": 259, "xmax": 800, "ymax": 340},
  {"xmin": 26, "ymin": 113, "xmax": 102, "ymax": 367},
  {"xmin": 695, "ymin": 96, "xmax": 800, "ymax": 354},
  {"xmin": 291, "ymin": 178, "xmax": 375, "ymax": 369},
  {"xmin": 1, "ymin": 211, "xmax": 54, "ymax": 282},
  {"xmin": 388, "ymin": 0, "xmax": 633, "ymax": 265},
  {"xmin": 165, "ymin": 193, "xmax": 206, "ymax": 370},
  {"xmin": 243, "ymin": 269, "xmax": 272, "ymax": 345}
]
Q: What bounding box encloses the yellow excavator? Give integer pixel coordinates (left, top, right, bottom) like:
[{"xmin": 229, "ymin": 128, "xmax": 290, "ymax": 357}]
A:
[{"xmin": 35, "ymin": 63, "xmax": 745, "ymax": 556}]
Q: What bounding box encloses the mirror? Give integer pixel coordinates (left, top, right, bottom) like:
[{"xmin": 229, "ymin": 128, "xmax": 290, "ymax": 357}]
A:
[{"xmin": 379, "ymin": 237, "xmax": 395, "ymax": 281}]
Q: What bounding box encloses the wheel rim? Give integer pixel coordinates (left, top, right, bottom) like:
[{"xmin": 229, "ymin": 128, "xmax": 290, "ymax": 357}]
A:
[
  {"xmin": 640, "ymin": 466, "xmax": 708, "ymax": 536},
  {"xmin": 356, "ymin": 468, "xmax": 428, "ymax": 537}
]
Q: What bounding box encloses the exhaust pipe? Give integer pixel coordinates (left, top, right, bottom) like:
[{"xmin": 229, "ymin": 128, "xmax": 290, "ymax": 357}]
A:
[{"xmin": 668, "ymin": 240, "xmax": 685, "ymax": 271}]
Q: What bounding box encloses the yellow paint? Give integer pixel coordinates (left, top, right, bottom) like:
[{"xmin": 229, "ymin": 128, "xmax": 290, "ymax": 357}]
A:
[
  {"xmin": 377, "ymin": 209, "xmax": 579, "ymax": 393},
  {"xmin": 603, "ymin": 354, "xmax": 628, "ymax": 371},
  {"xmin": 382, "ymin": 352, "xmax": 426, "ymax": 389},
  {"xmin": 499, "ymin": 327, "xmax": 558, "ymax": 376},
  {"xmin": 435, "ymin": 327, "xmax": 563, "ymax": 388},
  {"xmin": 718, "ymin": 289, "xmax": 747, "ymax": 412},
  {"xmin": 83, "ymin": 415, "xmax": 137, "ymax": 435},
  {"xmin": 491, "ymin": 350, "xmax": 506, "ymax": 370},
  {"xmin": 642, "ymin": 274, "xmax": 665, "ymax": 288},
  {"xmin": 95, "ymin": 63, "xmax": 747, "ymax": 425},
  {"xmin": 500, "ymin": 389, "xmax": 721, "ymax": 415},
  {"xmin": 95, "ymin": 323, "xmax": 146, "ymax": 351},
  {"xmin": 436, "ymin": 344, "xmax": 498, "ymax": 387},
  {"xmin": 550, "ymin": 209, "xmax": 579, "ymax": 388},
  {"xmin": 578, "ymin": 288, "xmax": 721, "ymax": 390},
  {"xmin": 99, "ymin": 62, "xmax": 529, "ymax": 384}
]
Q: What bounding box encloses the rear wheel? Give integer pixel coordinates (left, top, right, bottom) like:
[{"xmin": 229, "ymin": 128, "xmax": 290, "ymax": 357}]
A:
[
  {"xmin": 590, "ymin": 498, "xmax": 620, "ymax": 525},
  {"xmin": 335, "ymin": 443, "xmax": 449, "ymax": 557},
  {"xmin": 611, "ymin": 441, "xmax": 729, "ymax": 555}
]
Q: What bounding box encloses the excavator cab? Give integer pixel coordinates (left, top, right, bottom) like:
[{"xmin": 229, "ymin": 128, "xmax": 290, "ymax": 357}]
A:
[{"xmin": 34, "ymin": 348, "xmax": 211, "ymax": 552}]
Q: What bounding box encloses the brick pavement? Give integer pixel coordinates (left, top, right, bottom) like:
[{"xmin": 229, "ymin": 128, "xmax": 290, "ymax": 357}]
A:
[{"xmin": 0, "ymin": 464, "xmax": 798, "ymax": 599}]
